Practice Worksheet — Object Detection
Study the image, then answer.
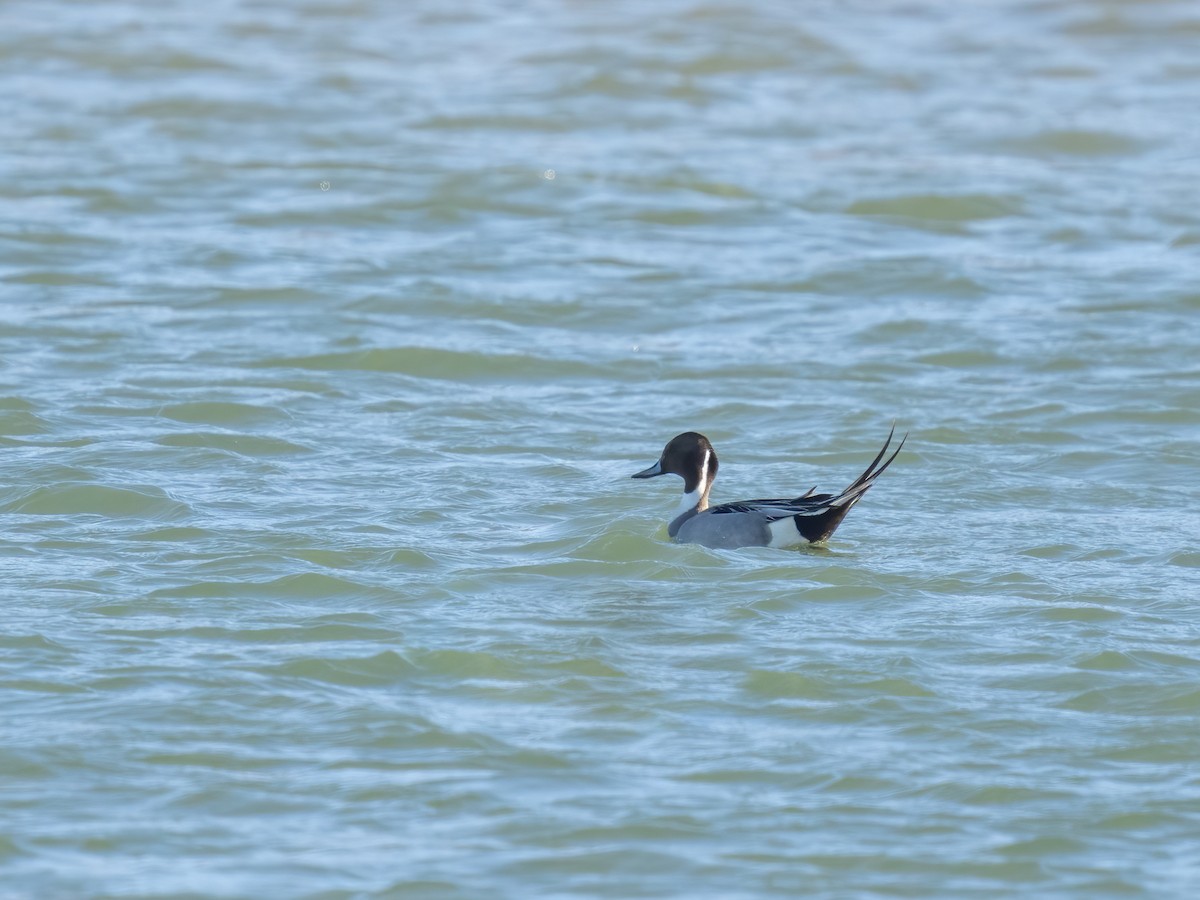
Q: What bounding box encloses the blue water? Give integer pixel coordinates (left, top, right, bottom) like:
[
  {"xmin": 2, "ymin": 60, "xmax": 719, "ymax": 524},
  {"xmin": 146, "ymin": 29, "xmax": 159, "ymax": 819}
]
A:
[{"xmin": 3, "ymin": 0, "xmax": 1200, "ymax": 897}]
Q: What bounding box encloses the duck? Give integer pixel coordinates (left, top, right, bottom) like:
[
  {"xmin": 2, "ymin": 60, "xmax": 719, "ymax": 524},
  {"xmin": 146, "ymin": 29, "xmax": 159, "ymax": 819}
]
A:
[{"xmin": 631, "ymin": 425, "xmax": 906, "ymax": 549}]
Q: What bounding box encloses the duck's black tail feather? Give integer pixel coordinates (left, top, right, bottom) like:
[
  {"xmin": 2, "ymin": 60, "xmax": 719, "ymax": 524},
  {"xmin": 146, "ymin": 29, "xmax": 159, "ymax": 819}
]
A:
[{"xmin": 793, "ymin": 426, "xmax": 907, "ymax": 543}]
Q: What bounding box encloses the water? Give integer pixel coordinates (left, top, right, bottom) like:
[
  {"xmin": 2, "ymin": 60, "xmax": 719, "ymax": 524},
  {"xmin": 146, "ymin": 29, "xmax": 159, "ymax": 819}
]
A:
[{"xmin": 3, "ymin": 0, "xmax": 1200, "ymax": 896}]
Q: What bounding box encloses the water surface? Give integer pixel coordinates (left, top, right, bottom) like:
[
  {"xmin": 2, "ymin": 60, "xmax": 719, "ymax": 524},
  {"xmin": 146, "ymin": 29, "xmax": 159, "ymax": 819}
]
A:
[{"xmin": 3, "ymin": 0, "xmax": 1200, "ymax": 897}]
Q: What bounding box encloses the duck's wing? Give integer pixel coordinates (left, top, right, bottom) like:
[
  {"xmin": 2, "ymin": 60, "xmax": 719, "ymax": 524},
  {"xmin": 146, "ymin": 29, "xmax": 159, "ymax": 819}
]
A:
[
  {"xmin": 708, "ymin": 426, "xmax": 907, "ymax": 542},
  {"xmin": 708, "ymin": 496, "xmax": 832, "ymax": 521}
]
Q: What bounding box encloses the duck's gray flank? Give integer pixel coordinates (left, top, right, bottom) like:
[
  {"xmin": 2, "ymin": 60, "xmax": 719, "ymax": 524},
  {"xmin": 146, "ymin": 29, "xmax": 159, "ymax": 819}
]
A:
[{"xmin": 631, "ymin": 426, "xmax": 906, "ymax": 550}]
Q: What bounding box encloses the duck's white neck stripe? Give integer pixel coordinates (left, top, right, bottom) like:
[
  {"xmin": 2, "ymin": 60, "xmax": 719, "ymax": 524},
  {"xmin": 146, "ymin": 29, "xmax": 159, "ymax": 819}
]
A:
[
  {"xmin": 674, "ymin": 485, "xmax": 704, "ymax": 519},
  {"xmin": 675, "ymin": 448, "xmax": 712, "ymax": 517}
]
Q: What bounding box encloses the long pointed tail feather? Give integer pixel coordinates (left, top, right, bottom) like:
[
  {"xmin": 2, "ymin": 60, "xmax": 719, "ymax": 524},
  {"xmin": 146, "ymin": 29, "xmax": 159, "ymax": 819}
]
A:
[
  {"xmin": 833, "ymin": 425, "xmax": 906, "ymax": 507},
  {"xmin": 793, "ymin": 427, "xmax": 907, "ymax": 543}
]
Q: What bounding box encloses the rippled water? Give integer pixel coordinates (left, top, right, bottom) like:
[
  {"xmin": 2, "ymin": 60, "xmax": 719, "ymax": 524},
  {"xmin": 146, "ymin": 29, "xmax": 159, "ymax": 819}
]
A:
[{"xmin": 3, "ymin": 0, "xmax": 1200, "ymax": 896}]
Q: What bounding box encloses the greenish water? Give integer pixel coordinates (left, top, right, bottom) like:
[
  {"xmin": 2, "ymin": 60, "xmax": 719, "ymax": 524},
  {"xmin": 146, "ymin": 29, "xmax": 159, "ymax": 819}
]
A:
[{"xmin": 3, "ymin": 0, "xmax": 1200, "ymax": 897}]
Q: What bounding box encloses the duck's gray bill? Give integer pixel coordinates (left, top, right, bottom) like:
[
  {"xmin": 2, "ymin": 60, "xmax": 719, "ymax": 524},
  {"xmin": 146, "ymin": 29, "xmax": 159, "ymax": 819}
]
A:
[{"xmin": 631, "ymin": 460, "xmax": 664, "ymax": 479}]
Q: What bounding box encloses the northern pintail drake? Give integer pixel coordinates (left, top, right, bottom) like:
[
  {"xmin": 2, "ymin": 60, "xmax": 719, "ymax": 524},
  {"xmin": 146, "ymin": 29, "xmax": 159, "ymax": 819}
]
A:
[{"xmin": 631, "ymin": 426, "xmax": 906, "ymax": 549}]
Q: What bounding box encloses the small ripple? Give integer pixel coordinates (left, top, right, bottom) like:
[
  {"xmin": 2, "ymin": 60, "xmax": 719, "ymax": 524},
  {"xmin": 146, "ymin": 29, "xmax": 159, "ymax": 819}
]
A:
[
  {"xmin": 0, "ymin": 396, "xmax": 50, "ymax": 436},
  {"xmin": 0, "ymin": 679, "xmax": 89, "ymax": 694},
  {"xmin": 916, "ymin": 349, "xmax": 1010, "ymax": 368},
  {"xmin": 127, "ymin": 526, "xmax": 218, "ymax": 542},
  {"xmin": 147, "ymin": 573, "xmax": 401, "ymax": 602},
  {"xmin": 1070, "ymin": 684, "xmax": 1200, "ymax": 715},
  {"xmin": 2, "ymin": 484, "xmax": 191, "ymax": 520},
  {"xmin": 800, "ymin": 584, "xmax": 890, "ymax": 603},
  {"xmin": 264, "ymin": 650, "xmax": 417, "ymax": 687},
  {"xmin": 412, "ymin": 649, "xmax": 526, "ymax": 681},
  {"xmin": 1097, "ymin": 742, "xmax": 1197, "ymax": 764},
  {"xmin": 249, "ymin": 346, "xmax": 623, "ymax": 382},
  {"xmin": 159, "ymin": 401, "xmax": 290, "ymax": 426},
  {"xmin": 107, "ymin": 621, "xmax": 401, "ymax": 645},
  {"xmin": 1000, "ymin": 129, "xmax": 1147, "ymax": 157},
  {"xmin": 1034, "ymin": 606, "xmax": 1123, "ymax": 624},
  {"xmin": 565, "ymin": 528, "xmax": 686, "ymax": 563},
  {"xmin": 542, "ymin": 657, "xmax": 626, "ymax": 679},
  {"xmin": 155, "ymin": 432, "xmax": 312, "ymax": 456},
  {"xmin": 0, "ymin": 633, "xmax": 68, "ymax": 652},
  {"xmin": 1072, "ymin": 650, "xmax": 1139, "ymax": 671},
  {"xmin": 743, "ymin": 670, "xmax": 831, "ymax": 700},
  {"xmin": 847, "ymin": 192, "xmax": 1024, "ymax": 226}
]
